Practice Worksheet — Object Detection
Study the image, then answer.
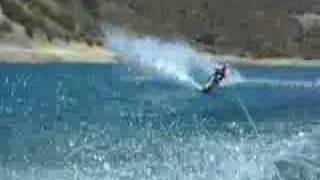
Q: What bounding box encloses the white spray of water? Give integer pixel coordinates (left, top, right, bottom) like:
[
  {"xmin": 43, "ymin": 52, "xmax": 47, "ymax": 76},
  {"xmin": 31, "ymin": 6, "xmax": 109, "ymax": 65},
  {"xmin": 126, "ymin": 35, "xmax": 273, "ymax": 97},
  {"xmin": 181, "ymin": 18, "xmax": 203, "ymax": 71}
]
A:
[
  {"xmin": 6, "ymin": 121, "xmax": 320, "ymax": 180},
  {"xmin": 220, "ymin": 68, "xmax": 244, "ymax": 87},
  {"xmin": 105, "ymin": 28, "xmax": 243, "ymax": 90},
  {"xmin": 245, "ymin": 78, "xmax": 320, "ymax": 89},
  {"xmin": 237, "ymin": 97, "xmax": 283, "ymax": 180}
]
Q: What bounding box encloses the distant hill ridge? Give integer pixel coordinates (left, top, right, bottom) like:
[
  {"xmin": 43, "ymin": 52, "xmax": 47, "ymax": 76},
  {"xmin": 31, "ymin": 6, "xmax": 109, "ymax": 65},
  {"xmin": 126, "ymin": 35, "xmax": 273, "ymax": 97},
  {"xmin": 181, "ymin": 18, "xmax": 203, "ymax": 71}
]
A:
[{"xmin": 0, "ymin": 0, "xmax": 320, "ymax": 59}]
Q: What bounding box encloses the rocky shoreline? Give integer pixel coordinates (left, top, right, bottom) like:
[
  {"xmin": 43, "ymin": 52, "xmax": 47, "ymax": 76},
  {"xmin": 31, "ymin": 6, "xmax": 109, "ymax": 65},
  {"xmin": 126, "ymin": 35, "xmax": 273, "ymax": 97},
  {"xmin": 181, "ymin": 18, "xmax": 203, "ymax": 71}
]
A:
[
  {"xmin": 204, "ymin": 54, "xmax": 320, "ymax": 67},
  {"xmin": 0, "ymin": 42, "xmax": 116, "ymax": 64}
]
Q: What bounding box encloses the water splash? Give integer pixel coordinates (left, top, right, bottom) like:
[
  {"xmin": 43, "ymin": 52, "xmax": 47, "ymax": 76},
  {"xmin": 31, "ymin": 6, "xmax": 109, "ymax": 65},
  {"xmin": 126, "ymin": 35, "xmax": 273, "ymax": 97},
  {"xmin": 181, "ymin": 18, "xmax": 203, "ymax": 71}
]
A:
[
  {"xmin": 220, "ymin": 68, "xmax": 244, "ymax": 87},
  {"xmin": 237, "ymin": 97, "xmax": 283, "ymax": 180},
  {"xmin": 106, "ymin": 28, "xmax": 242, "ymax": 90},
  {"xmin": 5, "ymin": 121, "xmax": 320, "ymax": 180}
]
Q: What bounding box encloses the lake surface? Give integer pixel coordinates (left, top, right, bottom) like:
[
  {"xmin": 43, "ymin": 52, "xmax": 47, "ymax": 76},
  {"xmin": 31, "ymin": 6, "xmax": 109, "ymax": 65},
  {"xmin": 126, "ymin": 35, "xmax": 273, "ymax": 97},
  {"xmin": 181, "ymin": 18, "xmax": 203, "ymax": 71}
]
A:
[{"xmin": 0, "ymin": 64, "xmax": 319, "ymax": 180}]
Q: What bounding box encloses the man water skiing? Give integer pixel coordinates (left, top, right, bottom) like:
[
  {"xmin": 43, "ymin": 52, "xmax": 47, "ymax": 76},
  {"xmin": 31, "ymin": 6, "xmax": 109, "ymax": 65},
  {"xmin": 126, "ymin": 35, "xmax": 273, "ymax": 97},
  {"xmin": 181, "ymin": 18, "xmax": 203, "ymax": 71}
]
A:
[{"xmin": 201, "ymin": 64, "xmax": 229, "ymax": 93}]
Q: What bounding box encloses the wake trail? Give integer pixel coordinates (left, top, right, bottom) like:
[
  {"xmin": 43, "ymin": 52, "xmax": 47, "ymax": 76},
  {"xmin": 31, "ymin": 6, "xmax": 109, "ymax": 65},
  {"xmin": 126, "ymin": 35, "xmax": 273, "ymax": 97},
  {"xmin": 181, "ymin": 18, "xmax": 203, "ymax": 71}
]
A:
[{"xmin": 243, "ymin": 78, "xmax": 320, "ymax": 89}]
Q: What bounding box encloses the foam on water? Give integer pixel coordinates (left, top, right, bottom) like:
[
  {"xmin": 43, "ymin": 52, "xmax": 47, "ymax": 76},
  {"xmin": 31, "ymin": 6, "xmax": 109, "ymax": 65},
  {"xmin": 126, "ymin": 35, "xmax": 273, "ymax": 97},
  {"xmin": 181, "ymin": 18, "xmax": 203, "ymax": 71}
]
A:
[
  {"xmin": 0, "ymin": 65, "xmax": 319, "ymax": 180},
  {"xmin": 244, "ymin": 78, "xmax": 320, "ymax": 89},
  {"xmin": 106, "ymin": 28, "xmax": 243, "ymax": 90},
  {"xmin": 2, "ymin": 122, "xmax": 320, "ymax": 180}
]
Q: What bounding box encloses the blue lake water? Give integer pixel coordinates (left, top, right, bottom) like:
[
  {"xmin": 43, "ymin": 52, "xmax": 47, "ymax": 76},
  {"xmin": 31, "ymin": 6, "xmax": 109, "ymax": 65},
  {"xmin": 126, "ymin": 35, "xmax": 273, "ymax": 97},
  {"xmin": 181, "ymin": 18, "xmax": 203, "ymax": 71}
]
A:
[{"xmin": 0, "ymin": 64, "xmax": 319, "ymax": 180}]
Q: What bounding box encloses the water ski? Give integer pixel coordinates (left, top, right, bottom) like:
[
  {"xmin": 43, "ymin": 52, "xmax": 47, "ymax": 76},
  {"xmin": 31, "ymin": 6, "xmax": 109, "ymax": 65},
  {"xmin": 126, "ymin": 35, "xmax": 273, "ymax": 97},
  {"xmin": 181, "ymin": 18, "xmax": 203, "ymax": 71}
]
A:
[{"xmin": 201, "ymin": 81, "xmax": 218, "ymax": 93}]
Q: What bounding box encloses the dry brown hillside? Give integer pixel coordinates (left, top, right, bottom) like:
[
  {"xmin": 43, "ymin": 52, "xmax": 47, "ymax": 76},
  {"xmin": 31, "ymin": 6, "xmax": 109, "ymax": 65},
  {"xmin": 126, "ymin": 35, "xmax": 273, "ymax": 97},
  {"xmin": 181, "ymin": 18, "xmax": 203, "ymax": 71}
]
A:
[
  {"xmin": 100, "ymin": 0, "xmax": 320, "ymax": 59},
  {"xmin": 0, "ymin": 0, "xmax": 320, "ymax": 59},
  {"xmin": 0, "ymin": 0, "xmax": 103, "ymax": 46}
]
